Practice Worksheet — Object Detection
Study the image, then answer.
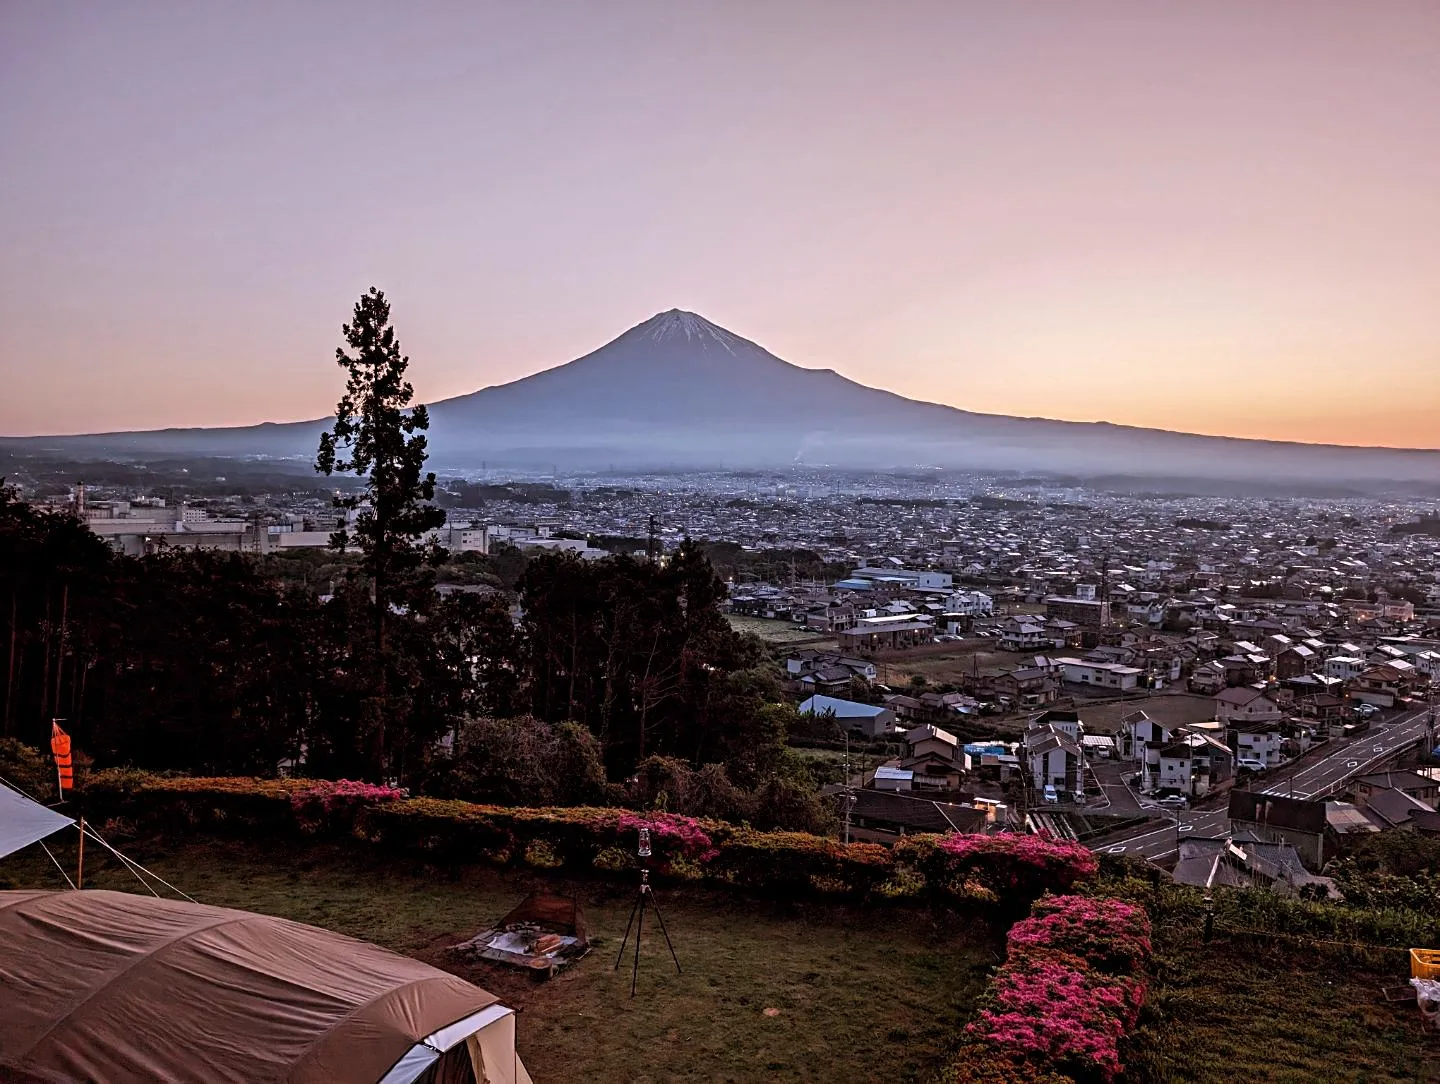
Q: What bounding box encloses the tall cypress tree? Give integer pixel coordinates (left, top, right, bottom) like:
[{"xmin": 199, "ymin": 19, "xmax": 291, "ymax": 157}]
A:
[{"xmin": 316, "ymin": 287, "xmax": 444, "ymax": 779}]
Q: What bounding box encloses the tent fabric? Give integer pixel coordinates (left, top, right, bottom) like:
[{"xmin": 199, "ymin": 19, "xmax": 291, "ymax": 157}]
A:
[
  {"xmin": 0, "ymin": 889, "xmax": 504, "ymax": 1083},
  {"xmin": 465, "ymin": 1011, "xmax": 534, "ymax": 1084},
  {"xmin": 0, "ymin": 782, "xmax": 73, "ymax": 860},
  {"xmin": 496, "ymin": 891, "xmax": 588, "ymax": 944}
]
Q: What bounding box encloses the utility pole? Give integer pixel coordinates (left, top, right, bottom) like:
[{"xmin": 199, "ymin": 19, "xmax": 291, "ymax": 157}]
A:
[
  {"xmin": 1427, "ymin": 685, "xmax": 1436, "ymax": 757},
  {"xmin": 841, "ymin": 726, "xmax": 856, "ymax": 844}
]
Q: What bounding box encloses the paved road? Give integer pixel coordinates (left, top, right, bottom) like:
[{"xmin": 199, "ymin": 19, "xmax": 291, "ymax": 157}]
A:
[
  {"xmin": 1089, "ymin": 705, "xmax": 1436, "ymax": 861},
  {"xmin": 1257, "ymin": 705, "xmax": 1435, "ymax": 799},
  {"xmin": 1092, "ymin": 809, "xmax": 1231, "ymax": 860}
]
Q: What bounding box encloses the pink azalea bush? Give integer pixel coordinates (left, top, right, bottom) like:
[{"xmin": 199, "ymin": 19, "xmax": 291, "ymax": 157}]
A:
[
  {"xmin": 1008, "ymin": 895, "xmax": 1153, "ymax": 976},
  {"xmin": 966, "ymin": 951, "xmax": 1144, "ymax": 1082},
  {"xmin": 291, "ymin": 779, "xmax": 404, "ymax": 830},
  {"xmin": 956, "ymin": 893, "xmax": 1153, "ymax": 1084},
  {"xmin": 923, "ymin": 832, "xmax": 1099, "ymax": 910},
  {"xmin": 617, "ymin": 812, "xmax": 719, "ymax": 864}
]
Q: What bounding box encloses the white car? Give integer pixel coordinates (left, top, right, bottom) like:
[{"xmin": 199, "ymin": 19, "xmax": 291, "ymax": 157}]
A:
[
  {"xmin": 1157, "ymin": 795, "xmax": 1188, "ymax": 809},
  {"xmin": 1236, "ymin": 758, "xmax": 1268, "ymax": 772},
  {"xmin": 1355, "ymin": 703, "xmax": 1379, "ymax": 717},
  {"xmin": 1043, "ymin": 784, "xmax": 1059, "ymax": 804}
]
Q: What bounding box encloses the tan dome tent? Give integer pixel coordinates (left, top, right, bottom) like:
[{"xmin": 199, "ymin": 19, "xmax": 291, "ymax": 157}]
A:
[{"xmin": 0, "ymin": 889, "xmax": 533, "ymax": 1084}]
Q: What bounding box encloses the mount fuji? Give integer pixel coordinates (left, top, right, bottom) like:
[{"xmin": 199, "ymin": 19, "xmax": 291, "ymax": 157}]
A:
[{"xmin": 6, "ymin": 308, "xmax": 1438, "ymax": 486}]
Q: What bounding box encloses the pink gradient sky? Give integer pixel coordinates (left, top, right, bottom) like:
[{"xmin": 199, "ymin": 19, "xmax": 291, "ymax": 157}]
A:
[{"xmin": 2, "ymin": 1, "xmax": 1437, "ymax": 446}]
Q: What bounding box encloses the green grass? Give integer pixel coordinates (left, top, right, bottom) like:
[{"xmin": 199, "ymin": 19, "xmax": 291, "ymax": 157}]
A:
[
  {"xmin": 1127, "ymin": 924, "xmax": 1440, "ymax": 1083},
  {"xmin": 3, "ymin": 838, "xmax": 999, "ymax": 1083},
  {"xmin": 725, "ymin": 614, "xmax": 838, "ymax": 648}
]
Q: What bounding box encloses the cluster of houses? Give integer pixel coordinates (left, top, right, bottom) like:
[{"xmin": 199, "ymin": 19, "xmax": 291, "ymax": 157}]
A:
[
  {"xmin": 730, "ymin": 564, "xmax": 994, "ymax": 649},
  {"xmin": 815, "ymin": 695, "xmax": 1439, "ymax": 902},
  {"xmin": 1186, "ymin": 770, "xmax": 1440, "ymax": 893}
]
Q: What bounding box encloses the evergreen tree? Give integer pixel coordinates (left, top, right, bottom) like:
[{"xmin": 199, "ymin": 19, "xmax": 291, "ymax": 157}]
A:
[{"xmin": 315, "ymin": 288, "xmax": 444, "ymax": 779}]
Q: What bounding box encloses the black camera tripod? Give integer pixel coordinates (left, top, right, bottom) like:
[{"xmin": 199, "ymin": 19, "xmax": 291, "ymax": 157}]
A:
[{"xmin": 613, "ymin": 868, "xmax": 680, "ymax": 996}]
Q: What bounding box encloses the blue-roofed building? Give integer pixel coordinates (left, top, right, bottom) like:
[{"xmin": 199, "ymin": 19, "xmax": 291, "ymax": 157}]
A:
[{"xmin": 799, "ymin": 694, "xmax": 896, "ymax": 739}]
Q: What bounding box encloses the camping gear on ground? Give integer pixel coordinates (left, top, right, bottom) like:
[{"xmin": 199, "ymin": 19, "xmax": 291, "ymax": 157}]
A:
[
  {"xmin": 453, "ymin": 890, "xmax": 591, "ymax": 978},
  {"xmin": 1412, "ymin": 948, "xmax": 1440, "ymax": 1029},
  {"xmin": 0, "ymin": 889, "xmax": 532, "ymax": 1083},
  {"xmin": 1412, "ymin": 979, "xmax": 1440, "ymax": 1030}
]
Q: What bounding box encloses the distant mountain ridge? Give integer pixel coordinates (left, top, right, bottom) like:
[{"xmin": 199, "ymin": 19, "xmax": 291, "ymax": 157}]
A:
[{"xmin": 5, "ymin": 309, "xmax": 1438, "ymax": 486}]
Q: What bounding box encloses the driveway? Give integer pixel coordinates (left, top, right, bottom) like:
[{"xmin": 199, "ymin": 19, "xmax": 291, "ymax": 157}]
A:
[{"xmin": 1090, "ymin": 758, "xmax": 1145, "ymax": 812}]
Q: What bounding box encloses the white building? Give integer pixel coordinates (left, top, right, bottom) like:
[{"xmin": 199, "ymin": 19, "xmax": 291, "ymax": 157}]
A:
[
  {"xmin": 851, "ymin": 567, "xmax": 954, "ymax": 590},
  {"xmin": 1213, "ymin": 687, "xmax": 1283, "ymax": 724},
  {"xmin": 944, "ymin": 590, "xmax": 994, "ymax": 616},
  {"xmin": 1324, "ymin": 656, "xmax": 1367, "ymax": 682},
  {"xmin": 1056, "ymin": 658, "xmax": 1142, "ymax": 691}
]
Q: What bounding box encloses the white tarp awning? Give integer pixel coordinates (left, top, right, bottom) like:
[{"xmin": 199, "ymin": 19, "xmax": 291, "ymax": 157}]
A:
[{"xmin": 0, "ymin": 782, "xmax": 74, "ymax": 859}]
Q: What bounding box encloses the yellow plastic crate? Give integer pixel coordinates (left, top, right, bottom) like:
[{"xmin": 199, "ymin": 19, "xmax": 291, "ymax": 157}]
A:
[{"xmin": 1412, "ymin": 949, "xmax": 1440, "ymax": 980}]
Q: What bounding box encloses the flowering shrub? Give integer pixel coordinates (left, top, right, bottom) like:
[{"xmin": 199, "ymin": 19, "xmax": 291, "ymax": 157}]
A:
[
  {"xmin": 291, "ymin": 779, "xmax": 405, "ymax": 833},
  {"xmin": 617, "ymin": 812, "xmax": 719, "ymax": 864},
  {"xmin": 906, "ymin": 831, "xmax": 1099, "ymax": 912},
  {"xmin": 953, "ymin": 893, "xmax": 1154, "ymax": 1084},
  {"xmin": 80, "ymin": 773, "xmax": 1109, "ymax": 910},
  {"xmin": 966, "ymin": 951, "xmax": 1144, "ymax": 1082},
  {"xmin": 1008, "ymin": 895, "xmax": 1152, "ymax": 976},
  {"xmin": 291, "ymin": 779, "xmax": 404, "ymax": 812}
]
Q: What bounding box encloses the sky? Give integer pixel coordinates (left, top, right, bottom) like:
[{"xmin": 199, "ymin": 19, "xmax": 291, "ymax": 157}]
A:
[{"xmin": 2, "ymin": 1, "xmax": 1438, "ymax": 446}]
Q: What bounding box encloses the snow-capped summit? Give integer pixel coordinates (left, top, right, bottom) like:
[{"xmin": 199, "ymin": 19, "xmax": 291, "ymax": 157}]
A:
[{"xmin": 633, "ymin": 309, "xmax": 743, "ymax": 354}]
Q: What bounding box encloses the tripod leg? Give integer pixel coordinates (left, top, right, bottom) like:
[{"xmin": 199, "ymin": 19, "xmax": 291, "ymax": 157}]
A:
[
  {"xmin": 614, "ymin": 893, "xmax": 642, "ymax": 971},
  {"xmin": 630, "ymin": 895, "xmax": 646, "ymax": 998},
  {"xmin": 648, "ymin": 895, "xmax": 681, "ymax": 974}
]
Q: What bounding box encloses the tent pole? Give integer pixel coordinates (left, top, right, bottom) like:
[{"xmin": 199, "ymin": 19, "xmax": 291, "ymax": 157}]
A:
[{"xmin": 76, "ymin": 817, "xmax": 84, "ymax": 889}]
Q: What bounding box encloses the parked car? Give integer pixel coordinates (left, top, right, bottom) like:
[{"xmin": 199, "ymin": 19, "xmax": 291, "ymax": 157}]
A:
[
  {"xmin": 1355, "ymin": 703, "xmax": 1379, "ymax": 717},
  {"xmin": 1236, "ymin": 757, "xmax": 1267, "ymax": 772},
  {"xmin": 1043, "ymin": 784, "xmax": 1059, "ymax": 804}
]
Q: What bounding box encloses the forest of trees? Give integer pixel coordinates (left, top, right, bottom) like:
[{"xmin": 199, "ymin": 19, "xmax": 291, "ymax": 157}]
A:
[{"xmin": 0, "ymin": 487, "xmax": 826, "ymax": 827}]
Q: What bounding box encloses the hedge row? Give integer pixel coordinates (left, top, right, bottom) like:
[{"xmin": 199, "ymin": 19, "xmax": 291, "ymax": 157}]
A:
[
  {"xmin": 950, "ymin": 896, "xmax": 1154, "ymax": 1084},
  {"xmin": 79, "ymin": 772, "xmax": 1096, "ymax": 906}
]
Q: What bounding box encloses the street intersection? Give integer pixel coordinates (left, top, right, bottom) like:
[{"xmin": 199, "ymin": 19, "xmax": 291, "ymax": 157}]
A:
[{"xmin": 1088, "ymin": 704, "xmax": 1436, "ymax": 861}]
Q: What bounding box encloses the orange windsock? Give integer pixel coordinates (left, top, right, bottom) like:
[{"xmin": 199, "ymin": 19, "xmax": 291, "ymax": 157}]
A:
[{"xmin": 50, "ymin": 722, "xmax": 73, "ymax": 792}]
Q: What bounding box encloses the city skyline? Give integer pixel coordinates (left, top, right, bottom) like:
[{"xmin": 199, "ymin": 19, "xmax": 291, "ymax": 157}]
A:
[{"xmin": 3, "ymin": 2, "xmax": 1438, "ymax": 447}]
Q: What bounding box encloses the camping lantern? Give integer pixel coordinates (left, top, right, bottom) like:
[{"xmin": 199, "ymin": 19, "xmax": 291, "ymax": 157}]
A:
[{"xmin": 637, "ymin": 827, "xmax": 651, "ymax": 859}]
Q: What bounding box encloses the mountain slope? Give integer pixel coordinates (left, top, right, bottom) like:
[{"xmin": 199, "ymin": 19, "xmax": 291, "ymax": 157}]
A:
[{"xmin": 5, "ymin": 309, "xmax": 1438, "ymax": 484}]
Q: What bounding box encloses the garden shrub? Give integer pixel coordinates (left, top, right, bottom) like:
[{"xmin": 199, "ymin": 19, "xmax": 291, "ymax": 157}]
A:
[
  {"xmin": 1008, "ymin": 895, "xmax": 1152, "ymax": 976},
  {"xmin": 291, "ymin": 779, "xmax": 404, "ymax": 835},
  {"xmin": 79, "ymin": 773, "xmax": 1111, "ymax": 908},
  {"xmin": 902, "ymin": 831, "xmax": 1099, "ymax": 913},
  {"xmin": 952, "ymin": 894, "xmax": 1154, "ymax": 1084},
  {"xmin": 965, "ymin": 950, "xmax": 1144, "ymax": 1083}
]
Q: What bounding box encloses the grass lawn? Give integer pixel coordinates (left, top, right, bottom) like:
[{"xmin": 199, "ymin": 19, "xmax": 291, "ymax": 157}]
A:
[
  {"xmin": 725, "ymin": 614, "xmax": 837, "ymax": 650},
  {"xmin": 2, "ymin": 837, "xmax": 1000, "ymax": 1084},
  {"xmin": 881, "ymin": 649, "xmax": 1029, "ymax": 687},
  {"xmin": 1128, "ymin": 924, "xmax": 1440, "ymax": 1083}
]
